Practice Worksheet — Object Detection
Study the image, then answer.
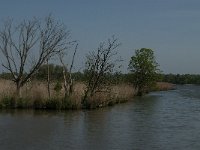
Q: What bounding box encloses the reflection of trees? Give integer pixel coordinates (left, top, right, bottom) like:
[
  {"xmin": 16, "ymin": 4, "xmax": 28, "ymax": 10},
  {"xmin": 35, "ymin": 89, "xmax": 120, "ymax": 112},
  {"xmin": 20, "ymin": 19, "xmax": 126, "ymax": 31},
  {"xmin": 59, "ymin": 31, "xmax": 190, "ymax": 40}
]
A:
[
  {"xmin": 130, "ymin": 95, "xmax": 162, "ymax": 149},
  {"xmin": 0, "ymin": 110, "xmax": 60, "ymax": 149}
]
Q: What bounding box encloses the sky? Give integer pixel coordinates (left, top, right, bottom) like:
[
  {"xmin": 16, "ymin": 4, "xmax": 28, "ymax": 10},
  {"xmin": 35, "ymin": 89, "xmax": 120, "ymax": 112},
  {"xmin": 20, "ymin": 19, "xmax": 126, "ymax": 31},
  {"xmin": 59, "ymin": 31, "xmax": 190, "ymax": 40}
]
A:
[{"xmin": 0, "ymin": 0, "xmax": 200, "ymax": 74}]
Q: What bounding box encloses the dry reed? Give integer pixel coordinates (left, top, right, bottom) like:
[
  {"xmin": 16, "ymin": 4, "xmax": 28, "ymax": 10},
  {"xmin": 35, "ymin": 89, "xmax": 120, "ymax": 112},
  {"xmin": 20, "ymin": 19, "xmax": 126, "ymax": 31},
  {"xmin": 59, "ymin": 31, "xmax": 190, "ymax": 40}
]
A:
[
  {"xmin": 156, "ymin": 82, "xmax": 175, "ymax": 91},
  {"xmin": 0, "ymin": 79, "xmax": 175, "ymax": 109}
]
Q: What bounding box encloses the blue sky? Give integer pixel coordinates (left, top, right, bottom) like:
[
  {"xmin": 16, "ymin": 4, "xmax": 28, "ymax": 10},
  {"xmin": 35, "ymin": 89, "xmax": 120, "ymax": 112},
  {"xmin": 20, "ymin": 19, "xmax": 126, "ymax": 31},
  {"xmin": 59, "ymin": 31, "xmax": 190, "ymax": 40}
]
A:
[{"xmin": 0, "ymin": 0, "xmax": 200, "ymax": 74}]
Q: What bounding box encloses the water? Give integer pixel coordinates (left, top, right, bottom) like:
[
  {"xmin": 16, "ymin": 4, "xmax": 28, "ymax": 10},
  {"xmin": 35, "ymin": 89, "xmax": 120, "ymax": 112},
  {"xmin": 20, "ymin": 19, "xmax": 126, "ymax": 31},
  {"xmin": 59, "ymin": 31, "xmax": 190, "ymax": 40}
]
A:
[{"xmin": 1, "ymin": 85, "xmax": 200, "ymax": 150}]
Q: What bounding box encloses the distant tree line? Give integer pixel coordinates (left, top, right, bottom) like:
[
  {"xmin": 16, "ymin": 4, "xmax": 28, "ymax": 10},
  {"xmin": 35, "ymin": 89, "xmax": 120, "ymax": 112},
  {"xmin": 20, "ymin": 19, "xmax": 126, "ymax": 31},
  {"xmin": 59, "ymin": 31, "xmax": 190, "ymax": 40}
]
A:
[
  {"xmin": 160, "ymin": 74, "xmax": 200, "ymax": 84},
  {"xmin": 0, "ymin": 65, "xmax": 130, "ymax": 83},
  {"xmin": 2, "ymin": 69, "xmax": 200, "ymax": 86}
]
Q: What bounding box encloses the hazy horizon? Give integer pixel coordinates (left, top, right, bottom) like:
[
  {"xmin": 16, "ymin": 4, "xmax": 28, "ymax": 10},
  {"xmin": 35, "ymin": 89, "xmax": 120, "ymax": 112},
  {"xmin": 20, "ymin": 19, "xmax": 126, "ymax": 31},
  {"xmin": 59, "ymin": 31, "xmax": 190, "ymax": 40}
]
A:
[{"xmin": 0, "ymin": 0, "xmax": 200, "ymax": 74}]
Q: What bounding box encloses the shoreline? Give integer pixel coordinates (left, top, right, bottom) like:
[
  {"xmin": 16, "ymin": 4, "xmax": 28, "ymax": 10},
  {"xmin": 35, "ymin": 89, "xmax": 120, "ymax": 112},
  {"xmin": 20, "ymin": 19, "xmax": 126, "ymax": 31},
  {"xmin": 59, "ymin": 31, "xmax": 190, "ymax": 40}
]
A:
[{"xmin": 0, "ymin": 80, "xmax": 175, "ymax": 110}]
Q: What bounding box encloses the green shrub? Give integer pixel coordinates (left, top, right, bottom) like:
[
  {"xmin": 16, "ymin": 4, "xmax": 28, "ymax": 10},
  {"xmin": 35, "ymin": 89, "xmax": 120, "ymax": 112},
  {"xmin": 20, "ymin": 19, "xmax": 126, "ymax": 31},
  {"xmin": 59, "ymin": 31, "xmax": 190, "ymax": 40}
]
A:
[
  {"xmin": 33, "ymin": 98, "xmax": 45, "ymax": 109},
  {"xmin": 108, "ymin": 100, "xmax": 115, "ymax": 106},
  {"xmin": 54, "ymin": 81, "xmax": 62, "ymax": 95},
  {"xmin": 16, "ymin": 98, "xmax": 32, "ymax": 108},
  {"xmin": 0, "ymin": 96, "xmax": 16, "ymax": 108},
  {"xmin": 45, "ymin": 98, "xmax": 62, "ymax": 109}
]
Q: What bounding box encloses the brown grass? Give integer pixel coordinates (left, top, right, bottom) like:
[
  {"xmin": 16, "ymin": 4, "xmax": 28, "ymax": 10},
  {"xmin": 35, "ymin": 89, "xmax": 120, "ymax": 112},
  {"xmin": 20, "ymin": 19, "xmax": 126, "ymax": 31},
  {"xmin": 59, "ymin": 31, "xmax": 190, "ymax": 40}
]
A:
[
  {"xmin": 0, "ymin": 79, "xmax": 15, "ymax": 96},
  {"xmin": 83, "ymin": 84, "xmax": 137, "ymax": 108},
  {"xmin": 112, "ymin": 84, "xmax": 137, "ymax": 99},
  {"xmin": 0, "ymin": 79, "xmax": 174, "ymax": 109},
  {"xmin": 0, "ymin": 79, "xmax": 85, "ymax": 109},
  {"xmin": 156, "ymin": 82, "xmax": 176, "ymax": 91}
]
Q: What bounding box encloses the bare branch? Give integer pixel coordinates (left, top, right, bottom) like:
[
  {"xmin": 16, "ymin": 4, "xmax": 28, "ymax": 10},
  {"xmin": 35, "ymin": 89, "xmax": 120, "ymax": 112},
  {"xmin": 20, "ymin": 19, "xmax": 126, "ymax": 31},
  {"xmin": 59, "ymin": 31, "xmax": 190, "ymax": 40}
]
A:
[
  {"xmin": 83, "ymin": 36, "xmax": 121, "ymax": 105},
  {"xmin": 0, "ymin": 16, "xmax": 71, "ymax": 97}
]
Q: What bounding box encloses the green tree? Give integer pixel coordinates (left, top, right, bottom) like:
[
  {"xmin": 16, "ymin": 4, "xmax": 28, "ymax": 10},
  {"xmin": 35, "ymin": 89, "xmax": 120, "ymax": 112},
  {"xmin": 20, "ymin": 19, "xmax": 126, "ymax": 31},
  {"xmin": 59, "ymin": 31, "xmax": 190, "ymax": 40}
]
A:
[
  {"xmin": 129, "ymin": 48, "xmax": 160, "ymax": 96},
  {"xmin": 33, "ymin": 64, "xmax": 63, "ymax": 81}
]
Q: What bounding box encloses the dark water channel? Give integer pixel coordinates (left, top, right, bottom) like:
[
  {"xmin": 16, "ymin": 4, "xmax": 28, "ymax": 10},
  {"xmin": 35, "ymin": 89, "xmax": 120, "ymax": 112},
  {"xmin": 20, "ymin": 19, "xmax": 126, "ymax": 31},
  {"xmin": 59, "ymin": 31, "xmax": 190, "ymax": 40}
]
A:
[{"xmin": 1, "ymin": 85, "xmax": 200, "ymax": 150}]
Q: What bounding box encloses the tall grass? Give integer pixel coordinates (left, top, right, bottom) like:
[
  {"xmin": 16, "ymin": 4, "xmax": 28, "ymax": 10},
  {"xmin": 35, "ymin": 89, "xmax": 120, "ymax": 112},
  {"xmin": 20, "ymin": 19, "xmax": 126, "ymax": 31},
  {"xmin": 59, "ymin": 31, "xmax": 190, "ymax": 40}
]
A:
[
  {"xmin": 155, "ymin": 82, "xmax": 175, "ymax": 91},
  {"xmin": 0, "ymin": 79, "xmax": 84, "ymax": 109},
  {"xmin": 0, "ymin": 79, "xmax": 174, "ymax": 110}
]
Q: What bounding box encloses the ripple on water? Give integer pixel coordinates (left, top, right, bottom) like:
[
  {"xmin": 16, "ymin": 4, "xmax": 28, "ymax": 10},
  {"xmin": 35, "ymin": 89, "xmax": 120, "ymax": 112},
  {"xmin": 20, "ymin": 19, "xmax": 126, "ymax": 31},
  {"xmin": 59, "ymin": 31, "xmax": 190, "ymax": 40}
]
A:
[{"xmin": 1, "ymin": 85, "xmax": 200, "ymax": 150}]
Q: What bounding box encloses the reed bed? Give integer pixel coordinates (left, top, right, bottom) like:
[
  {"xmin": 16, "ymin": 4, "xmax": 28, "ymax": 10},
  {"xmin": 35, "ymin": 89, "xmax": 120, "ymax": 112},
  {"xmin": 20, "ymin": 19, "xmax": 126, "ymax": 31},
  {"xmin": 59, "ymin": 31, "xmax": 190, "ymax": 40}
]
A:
[
  {"xmin": 0, "ymin": 79, "xmax": 174, "ymax": 109},
  {"xmin": 156, "ymin": 82, "xmax": 175, "ymax": 91}
]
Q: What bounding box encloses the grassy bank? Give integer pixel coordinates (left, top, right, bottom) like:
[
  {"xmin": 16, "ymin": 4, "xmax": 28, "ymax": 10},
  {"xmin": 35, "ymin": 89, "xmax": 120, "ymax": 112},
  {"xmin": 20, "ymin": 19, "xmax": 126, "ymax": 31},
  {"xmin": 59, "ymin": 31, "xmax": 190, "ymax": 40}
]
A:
[
  {"xmin": 153, "ymin": 82, "xmax": 176, "ymax": 91},
  {"xmin": 0, "ymin": 79, "xmax": 175, "ymax": 110}
]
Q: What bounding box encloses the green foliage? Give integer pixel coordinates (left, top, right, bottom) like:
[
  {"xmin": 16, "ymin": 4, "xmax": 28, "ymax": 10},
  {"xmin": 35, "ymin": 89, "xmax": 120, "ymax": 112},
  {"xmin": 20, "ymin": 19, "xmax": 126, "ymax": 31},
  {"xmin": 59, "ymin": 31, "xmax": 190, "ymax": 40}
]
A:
[
  {"xmin": 16, "ymin": 98, "xmax": 32, "ymax": 108},
  {"xmin": 0, "ymin": 94, "xmax": 81, "ymax": 110},
  {"xmin": 33, "ymin": 99, "xmax": 46, "ymax": 109},
  {"xmin": 0, "ymin": 96, "xmax": 40, "ymax": 109},
  {"xmin": 45, "ymin": 97, "xmax": 79, "ymax": 110},
  {"xmin": 161, "ymin": 74, "xmax": 200, "ymax": 84},
  {"xmin": 33, "ymin": 64, "xmax": 64, "ymax": 81},
  {"xmin": 0, "ymin": 96, "xmax": 16, "ymax": 108},
  {"xmin": 54, "ymin": 81, "xmax": 62, "ymax": 94},
  {"xmin": 0, "ymin": 72, "xmax": 13, "ymax": 80},
  {"xmin": 45, "ymin": 98, "xmax": 62, "ymax": 109},
  {"xmin": 71, "ymin": 72, "xmax": 85, "ymax": 82},
  {"xmin": 129, "ymin": 48, "xmax": 160, "ymax": 95},
  {"xmin": 61, "ymin": 98, "xmax": 76, "ymax": 109}
]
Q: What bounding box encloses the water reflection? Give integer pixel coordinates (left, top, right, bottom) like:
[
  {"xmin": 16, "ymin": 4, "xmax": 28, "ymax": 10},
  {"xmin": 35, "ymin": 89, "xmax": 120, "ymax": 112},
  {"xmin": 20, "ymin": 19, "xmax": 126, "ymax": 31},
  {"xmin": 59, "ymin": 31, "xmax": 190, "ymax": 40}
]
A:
[
  {"xmin": 1, "ymin": 86, "xmax": 200, "ymax": 149},
  {"xmin": 0, "ymin": 110, "xmax": 63, "ymax": 150}
]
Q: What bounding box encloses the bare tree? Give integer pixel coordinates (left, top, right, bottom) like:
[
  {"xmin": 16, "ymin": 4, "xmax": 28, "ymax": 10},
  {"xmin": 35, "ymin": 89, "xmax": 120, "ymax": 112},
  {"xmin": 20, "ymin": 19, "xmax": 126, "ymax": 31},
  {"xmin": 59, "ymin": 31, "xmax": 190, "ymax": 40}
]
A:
[
  {"xmin": 59, "ymin": 43, "xmax": 78, "ymax": 98},
  {"xmin": 0, "ymin": 16, "xmax": 69, "ymax": 97},
  {"xmin": 82, "ymin": 36, "xmax": 121, "ymax": 107}
]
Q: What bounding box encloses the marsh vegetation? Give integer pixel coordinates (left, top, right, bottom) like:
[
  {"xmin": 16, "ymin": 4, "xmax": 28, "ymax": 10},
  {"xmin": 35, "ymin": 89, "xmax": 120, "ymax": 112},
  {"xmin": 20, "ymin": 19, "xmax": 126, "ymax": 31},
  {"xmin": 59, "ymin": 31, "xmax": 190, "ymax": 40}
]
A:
[{"xmin": 0, "ymin": 15, "xmax": 174, "ymax": 110}]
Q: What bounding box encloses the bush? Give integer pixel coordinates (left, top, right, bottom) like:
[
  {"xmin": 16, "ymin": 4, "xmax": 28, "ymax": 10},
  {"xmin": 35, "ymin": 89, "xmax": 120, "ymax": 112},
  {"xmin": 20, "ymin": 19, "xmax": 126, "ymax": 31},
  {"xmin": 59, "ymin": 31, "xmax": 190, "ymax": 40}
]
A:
[
  {"xmin": 16, "ymin": 98, "xmax": 32, "ymax": 109},
  {"xmin": 0, "ymin": 96, "xmax": 16, "ymax": 108},
  {"xmin": 54, "ymin": 81, "xmax": 62, "ymax": 95},
  {"xmin": 45, "ymin": 98, "xmax": 62, "ymax": 109},
  {"xmin": 33, "ymin": 98, "xmax": 46, "ymax": 109}
]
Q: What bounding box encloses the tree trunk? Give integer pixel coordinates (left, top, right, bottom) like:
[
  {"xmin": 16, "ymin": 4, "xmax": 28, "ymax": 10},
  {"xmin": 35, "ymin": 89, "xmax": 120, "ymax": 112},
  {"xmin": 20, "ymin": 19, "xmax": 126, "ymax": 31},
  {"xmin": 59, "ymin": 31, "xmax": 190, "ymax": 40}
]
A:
[
  {"xmin": 16, "ymin": 81, "xmax": 22, "ymax": 98},
  {"xmin": 62, "ymin": 67, "xmax": 68, "ymax": 98},
  {"xmin": 137, "ymin": 86, "xmax": 144, "ymax": 96},
  {"xmin": 137, "ymin": 90, "xmax": 143, "ymax": 96},
  {"xmin": 68, "ymin": 74, "xmax": 73, "ymax": 96},
  {"xmin": 47, "ymin": 60, "xmax": 51, "ymax": 99},
  {"xmin": 82, "ymin": 89, "xmax": 90, "ymax": 108}
]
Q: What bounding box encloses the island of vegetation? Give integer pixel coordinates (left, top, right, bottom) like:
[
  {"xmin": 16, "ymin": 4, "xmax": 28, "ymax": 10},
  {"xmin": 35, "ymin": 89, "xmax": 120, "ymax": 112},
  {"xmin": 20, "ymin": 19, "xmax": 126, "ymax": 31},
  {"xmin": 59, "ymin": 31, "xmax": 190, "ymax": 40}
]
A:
[{"xmin": 0, "ymin": 15, "xmax": 175, "ymax": 110}]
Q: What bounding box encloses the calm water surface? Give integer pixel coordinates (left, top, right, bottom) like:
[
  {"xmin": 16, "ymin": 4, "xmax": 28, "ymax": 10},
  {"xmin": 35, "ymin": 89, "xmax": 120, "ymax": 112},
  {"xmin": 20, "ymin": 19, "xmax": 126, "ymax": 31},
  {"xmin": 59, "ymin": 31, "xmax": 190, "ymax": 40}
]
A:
[{"xmin": 1, "ymin": 85, "xmax": 200, "ymax": 150}]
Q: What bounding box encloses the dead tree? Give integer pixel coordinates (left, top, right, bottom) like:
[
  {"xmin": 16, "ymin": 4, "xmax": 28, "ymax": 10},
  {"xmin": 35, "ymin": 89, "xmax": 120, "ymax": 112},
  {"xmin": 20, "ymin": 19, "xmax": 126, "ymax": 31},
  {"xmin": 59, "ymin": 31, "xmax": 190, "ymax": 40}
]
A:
[
  {"xmin": 82, "ymin": 36, "xmax": 121, "ymax": 107},
  {"xmin": 68, "ymin": 43, "xmax": 78, "ymax": 95},
  {"xmin": 0, "ymin": 16, "xmax": 69, "ymax": 98},
  {"xmin": 59, "ymin": 43, "xmax": 78, "ymax": 98}
]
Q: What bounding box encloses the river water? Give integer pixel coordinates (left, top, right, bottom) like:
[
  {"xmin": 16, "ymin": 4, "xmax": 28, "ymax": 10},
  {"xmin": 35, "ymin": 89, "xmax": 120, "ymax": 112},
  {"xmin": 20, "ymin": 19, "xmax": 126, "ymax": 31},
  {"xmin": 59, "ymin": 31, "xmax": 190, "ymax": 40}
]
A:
[{"xmin": 1, "ymin": 85, "xmax": 200, "ymax": 150}]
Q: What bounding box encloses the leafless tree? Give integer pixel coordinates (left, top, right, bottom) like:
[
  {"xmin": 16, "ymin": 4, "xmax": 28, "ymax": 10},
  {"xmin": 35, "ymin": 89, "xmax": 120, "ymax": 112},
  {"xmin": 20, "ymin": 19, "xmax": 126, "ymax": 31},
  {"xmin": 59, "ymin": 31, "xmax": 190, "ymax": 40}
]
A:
[
  {"xmin": 59, "ymin": 43, "xmax": 78, "ymax": 98},
  {"xmin": 0, "ymin": 16, "xmax": 69, "ymax": 97},
  {"xmin": 82, "ymin": 36, "xmax": 121, "ymax": 107},
  {"xmin": 42, "ymin": 16, "xmax": 71, "ymax": 99}
]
